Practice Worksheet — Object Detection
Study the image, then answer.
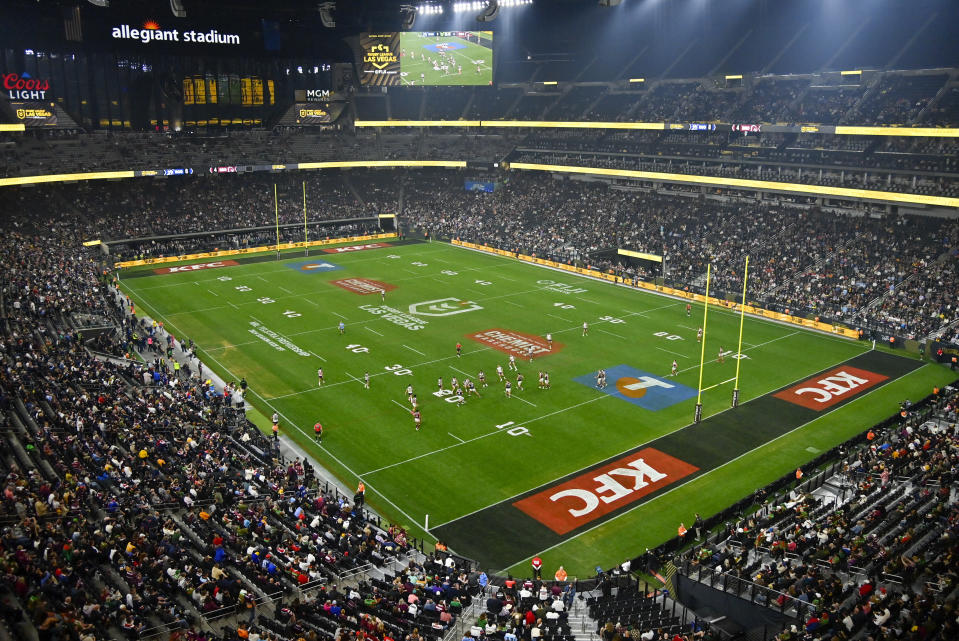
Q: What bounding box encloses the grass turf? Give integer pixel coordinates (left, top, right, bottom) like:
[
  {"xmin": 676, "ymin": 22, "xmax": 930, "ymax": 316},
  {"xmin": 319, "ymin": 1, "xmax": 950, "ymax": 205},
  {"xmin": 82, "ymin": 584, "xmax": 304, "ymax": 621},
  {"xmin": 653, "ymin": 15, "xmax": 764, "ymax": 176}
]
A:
[{"xmin": 119, "ymin": 239, "xmax": 956, "ymax": 577}]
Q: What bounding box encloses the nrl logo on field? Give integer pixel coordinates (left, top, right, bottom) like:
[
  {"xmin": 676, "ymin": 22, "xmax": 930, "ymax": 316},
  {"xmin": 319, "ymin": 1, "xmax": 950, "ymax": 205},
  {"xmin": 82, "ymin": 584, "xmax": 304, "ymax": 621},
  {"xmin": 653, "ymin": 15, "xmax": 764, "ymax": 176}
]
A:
[{"xmin": 408, "ymin": 298, "xmax": 483, "ymax": 317}]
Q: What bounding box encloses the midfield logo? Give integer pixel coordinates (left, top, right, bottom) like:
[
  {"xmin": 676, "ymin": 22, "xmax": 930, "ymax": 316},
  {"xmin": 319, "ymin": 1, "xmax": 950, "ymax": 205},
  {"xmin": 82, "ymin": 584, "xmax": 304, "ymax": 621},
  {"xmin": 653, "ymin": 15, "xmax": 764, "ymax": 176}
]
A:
[
  {"xmin": 408, "ymin": 298, "xmax": 483, "ymax": 317},
  {"xmin": 285, "ymin": 260, "xmax": 343, "ymax": 273}
]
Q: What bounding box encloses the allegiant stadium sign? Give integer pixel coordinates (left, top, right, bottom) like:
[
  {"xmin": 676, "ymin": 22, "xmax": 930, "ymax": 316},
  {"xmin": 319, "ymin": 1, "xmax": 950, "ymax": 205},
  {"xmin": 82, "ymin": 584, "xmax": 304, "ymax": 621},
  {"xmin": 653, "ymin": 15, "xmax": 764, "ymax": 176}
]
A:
[{"xmin": 111, "ymin": 23, "xmax": 240, "ymax": 45}]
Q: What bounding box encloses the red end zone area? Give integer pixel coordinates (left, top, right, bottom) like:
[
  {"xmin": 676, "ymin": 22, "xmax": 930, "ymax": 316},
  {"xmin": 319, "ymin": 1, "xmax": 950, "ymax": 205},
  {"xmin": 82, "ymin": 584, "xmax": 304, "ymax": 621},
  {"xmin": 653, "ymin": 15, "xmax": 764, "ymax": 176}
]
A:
[
  {"xmin": 773, "ymin": 365, "xmax": 888, "ymax": 410},
  {"xmin": 468, "ymin": 328, "xmax": 562, "ymax": 358},
  {"xmin": 330, "ymin": 278, "xmax": 396, "ymax": 295},
  {"xmin": 513, "ymin": 448, "xmax": 699, "ymax": 535},
  {"xmin": 152, "ymin": 260, "xmax": 238, "ymax": 275}
]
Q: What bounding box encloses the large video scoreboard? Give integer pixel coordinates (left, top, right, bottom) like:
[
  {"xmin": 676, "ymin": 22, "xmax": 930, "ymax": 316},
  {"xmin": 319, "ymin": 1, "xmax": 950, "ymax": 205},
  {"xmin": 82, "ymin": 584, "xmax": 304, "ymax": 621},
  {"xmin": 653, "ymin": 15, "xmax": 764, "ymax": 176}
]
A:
[{"xmin": 358, "ymin": 31, "xmax": 493, "ymax": 87}]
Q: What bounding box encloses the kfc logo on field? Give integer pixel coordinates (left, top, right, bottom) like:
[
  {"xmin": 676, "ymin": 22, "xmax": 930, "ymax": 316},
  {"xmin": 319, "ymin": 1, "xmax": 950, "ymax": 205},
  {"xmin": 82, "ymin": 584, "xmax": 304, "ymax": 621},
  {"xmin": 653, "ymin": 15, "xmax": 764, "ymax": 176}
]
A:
[
  {"xmin": 773, "ymin": 366, "xmax": 888, "ymax": 410},
  {"xmin": 153, "ymin": 260, "xmax": 238, "ymax": 275},
  {"xmin": 514, "ymin": 448, "xmax": 699, "ymax": 535},
  {"xmin": 322, "ymin": 243, "xmax": 388, "ymax": 254},
  {"xmin": 330, "ymin": 278, "xmax": 396, "ymax": 295},
  {"xmin": 468, "ymin": 329, "xmax": 561, "ymax": 358}
]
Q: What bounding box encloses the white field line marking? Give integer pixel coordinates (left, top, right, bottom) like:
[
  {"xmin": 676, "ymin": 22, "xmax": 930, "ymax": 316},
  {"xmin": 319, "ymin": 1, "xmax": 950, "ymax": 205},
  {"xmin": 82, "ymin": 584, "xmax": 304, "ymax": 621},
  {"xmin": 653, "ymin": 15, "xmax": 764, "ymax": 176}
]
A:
[
  {"xmin": 364, "ymin": 394, "xmax": 612, "ymax": 480},
  {"xmin": 228, "ymin": 302, "xmax": 238, "ymax": 310},
  {"xmin": 331, "ymin": 311, "xmax": 347, "ymax": 320},
  {"xmin": 655, "ymin": 346, "xmax": 688, "ymax": 358},
  {"xmin": 256, "ymin": 276, "xmax": 269, "ymax": 283},
  {"xmin": 278, "ymin": 286, "xmax": 293, "ymax": 294},
  {"xmin": 504, "ymin": 300, "xmax": 524, "ymax": 308},
  {"xmin": 546, "ymin": 313, "xmax": 571, "ymax": 322},
  {"xmin": 403, "ymin": 344, "xmax": 426, "ymax": 356},
  {"xmin": 345, "ymin": 372, "xmax": 366, "ymax": 387},
  {"xmin": 365, "ymin": 327, "xmax": 384, "ymax": 336},
  {"xmin": 512, "ymin": 393, "xmax": 537, "ymax": 407},
  {"xmin": 700, "ymin": 377, "xmax": 737, "ymax": 392},
  {"xmin": 679, "ymin": 324, "xmax": 698, "ymax": 331},
  {"xmin": 449, "ymin": 365, "xmax": 473, "ymax": 378},
  {"xmin": 309, "ymin": 351, "xmax": 326, "ymax": 362},
  {"xmin": 596, "ymin": 328, "xmax": 627, "ymax": 339},
  {"xmin": 577, "ymin": 297, "xmax": 600, "ymax": 305},
  {"xmin": 303, "ymin": 298, "xmax": 320, "ymax": 307},
  {"xmin": 391, "ymin": 399, "xmax": 412, "ymax": 413},
  {"xmin": 503, "ymin": 361, "xmax": 919, "ymax": 572},
  {"xmin": 448, "ymin": 432, "xmax": 465, "ymax": 443},
  {"xmin": 265, "ymin": 346, "xmax": 494, "ymax": 400},
  {"xmin": 207, "ymin": 289, "xmax": 218, "ymax": 297}
]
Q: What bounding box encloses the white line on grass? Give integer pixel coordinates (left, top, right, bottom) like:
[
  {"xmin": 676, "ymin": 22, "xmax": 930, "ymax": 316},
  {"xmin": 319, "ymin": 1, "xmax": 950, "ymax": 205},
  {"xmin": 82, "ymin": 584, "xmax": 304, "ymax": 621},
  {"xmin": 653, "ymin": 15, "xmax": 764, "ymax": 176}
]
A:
[
  {"xmin": 256, "ymin": 276, "xmax": 269, "ymax": 283},
  {"xmin": 309, "ymin": 351, "xmax": 326, "ymax": 362},
  {"xmin": 679, "ymin": 324, "xmax": 697, "ymax": 331},
  {"xmin": 546, "ymin": 313, "xmax": 571, "ymax": 322},
  {"xmin": 596, "ymin": 328, "xmax": 627, "ymax": 340},
  {"xmin": 365, "ymin": 327, "xmax": 384, "ymax": 337},
  {"xmin": 278, "ymin": 286, "xmax": 293, "ymax": 294},
  {"xmin": 701, "ymin": 377, "xmax": 737, "ymax": 392},
  {"xmin": 447, "ymin": 432, "xmax": 465, "ymax": 443},
  {"xmin": 512, "ymin": 394, "xmax": 537, "ymax": 408},
  {"xmin": 207, "ymin": 289, "xmax": 218, "ymax": 297},
  {"xmin": 403, "ymin": 344, "xmax": 426, "ymax": 356},
  {"xmin": 655, "ymin": 346, "xmax": 687, "ymax": 358},
  {"xmin": 504, "ymin": 300, "xmax": 524, "ymax": 308},
  {"xmin": 390, "ymin": 399, "xmax": 411, "ymax": 413},
  {"xmin": 345, "ymin": 372, "xmax": 366, "ymax": 387},
  {"xmin": 228, "ymin": 302, "xmax": 238, "ymax": 310},
  {"xmin": 331, "ymin": 311, "xmax": 347, "ymax": 320},
  {"xmin": 448, "ymin": 365, "xmax": 473, "ymax": 378},
  {"xmin": 501, "ymin": 361, "xmax": 920, "ymax": 573}
]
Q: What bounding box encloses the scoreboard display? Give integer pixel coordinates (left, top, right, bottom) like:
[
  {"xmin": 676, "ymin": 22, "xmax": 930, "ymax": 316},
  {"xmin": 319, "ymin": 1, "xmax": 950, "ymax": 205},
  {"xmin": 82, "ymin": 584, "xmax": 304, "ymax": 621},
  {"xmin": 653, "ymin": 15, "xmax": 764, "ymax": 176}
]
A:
[{"xmin": 358, "ymin": 31, "xmax": 493, "ymax": 87}]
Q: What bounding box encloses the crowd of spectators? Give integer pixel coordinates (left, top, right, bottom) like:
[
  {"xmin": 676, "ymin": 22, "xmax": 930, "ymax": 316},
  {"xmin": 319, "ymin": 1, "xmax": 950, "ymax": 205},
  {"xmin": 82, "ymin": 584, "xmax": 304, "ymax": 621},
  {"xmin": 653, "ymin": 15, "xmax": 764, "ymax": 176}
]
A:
[
  {"xmin": 678, "ymin": 388, "xmax": 959, "ymax": 641},
  {"xmin": 0, "ymin": 210, "xmax": 479, "ymax": 641}
]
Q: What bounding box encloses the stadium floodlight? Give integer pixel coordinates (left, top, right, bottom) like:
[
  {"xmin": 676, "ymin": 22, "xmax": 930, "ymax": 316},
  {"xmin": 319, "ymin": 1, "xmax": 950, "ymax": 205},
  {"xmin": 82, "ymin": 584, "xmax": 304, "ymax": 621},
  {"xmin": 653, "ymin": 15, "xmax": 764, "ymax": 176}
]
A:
[
  {"xmin": 86, "ymin": 0, "xmax": 109, "ymax": 6},
  {"xmin": 318, "ymin": 2, "xmax": 336, "ymax": 28},
  {"xmin": 476, "ymin": 0, "xmax": 499, "ymax": 22},
  {"xmin": 400, "ymin": 4, "xmax": 417, "ymax": 30},
  {"xmin": 417, "ymin": 2, "xmax": 444, "ymax": 15},
  {"xmin": 598, "ymin": 0, "xmax": 623, "ymax": 6},
  {"xmin": 169, "ymin": 0, "xmax": 187, "ymax": 18}
]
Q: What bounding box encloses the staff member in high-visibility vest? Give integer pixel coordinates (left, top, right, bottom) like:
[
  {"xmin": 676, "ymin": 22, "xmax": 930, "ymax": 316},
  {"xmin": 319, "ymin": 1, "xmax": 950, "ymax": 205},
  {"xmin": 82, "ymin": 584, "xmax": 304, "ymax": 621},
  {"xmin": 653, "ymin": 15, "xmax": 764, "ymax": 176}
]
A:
[
  {"xmin": 554, "ymin": 565, "xmax": 568, "ymax": 583},
  {"xmin": 677, "ymin": 522, "xmax": 688, "ymax": 544},
  {"xmin": 355, "ymin": 481, "xmax": 365, "ymax": 507}
]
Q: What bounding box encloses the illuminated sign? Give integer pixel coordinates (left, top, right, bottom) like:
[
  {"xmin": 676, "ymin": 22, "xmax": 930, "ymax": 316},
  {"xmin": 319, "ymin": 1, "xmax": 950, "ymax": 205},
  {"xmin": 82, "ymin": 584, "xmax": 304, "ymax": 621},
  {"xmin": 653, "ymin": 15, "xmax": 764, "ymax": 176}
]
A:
[
  {"xmin": 298, "ymin": 108, "xmax": 328, "ymax": 119},
  {"xmin": 732, "ymin": 124, "xmax": 761, "ymax": 133},
  {"xmin": 111, "ymin": 22, "xmax": 240, "ymax": 45},
  {"xmin": 4, "ymin": 73, "xmax": 50, "ymax": 100},
  {"xmin": 306, "ymin": 89, "xmax": 331, "ymax": 100},
  {"xmin": 688, "ymin": 123, "xmax": 716, "ymax": 131},
  {"xmin": 209, "ymin": 166, "xmax": 237, "ymax": 173},
  {"xmin": 162, "ymin": 168, "xmax": 194, "ymax": 176}
]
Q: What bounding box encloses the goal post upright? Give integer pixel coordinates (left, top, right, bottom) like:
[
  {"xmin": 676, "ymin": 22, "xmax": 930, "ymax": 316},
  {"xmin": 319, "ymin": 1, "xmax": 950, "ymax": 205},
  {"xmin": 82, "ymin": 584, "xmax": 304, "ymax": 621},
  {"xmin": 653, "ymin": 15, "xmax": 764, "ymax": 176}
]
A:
[
  {"xmin": 732, "ymin": 256, "xmax": 750, "ymax": 407},
  {"xmin": 694, "ymin": 264, "xmax": 711, "ymax": 423}
]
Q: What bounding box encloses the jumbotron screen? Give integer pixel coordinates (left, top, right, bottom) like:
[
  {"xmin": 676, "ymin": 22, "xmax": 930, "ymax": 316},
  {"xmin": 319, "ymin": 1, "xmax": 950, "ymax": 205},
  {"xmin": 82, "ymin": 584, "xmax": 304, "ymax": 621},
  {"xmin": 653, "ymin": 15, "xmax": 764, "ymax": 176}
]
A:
[{"xmin": 358, "ymin": 31, "xmax": 493, "ymax": 87}]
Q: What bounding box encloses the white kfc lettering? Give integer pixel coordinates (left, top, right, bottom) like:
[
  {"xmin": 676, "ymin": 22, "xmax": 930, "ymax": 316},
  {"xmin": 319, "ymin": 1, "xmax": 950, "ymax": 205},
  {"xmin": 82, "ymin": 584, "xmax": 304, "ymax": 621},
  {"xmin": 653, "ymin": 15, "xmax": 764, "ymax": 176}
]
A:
[
  {"xmin": 549, "ymin": 458, "xmax": 667, "ymax": 517},
  {"xmin": 795, "ymin": 370, "xmax": 869, "ymax": 404}
]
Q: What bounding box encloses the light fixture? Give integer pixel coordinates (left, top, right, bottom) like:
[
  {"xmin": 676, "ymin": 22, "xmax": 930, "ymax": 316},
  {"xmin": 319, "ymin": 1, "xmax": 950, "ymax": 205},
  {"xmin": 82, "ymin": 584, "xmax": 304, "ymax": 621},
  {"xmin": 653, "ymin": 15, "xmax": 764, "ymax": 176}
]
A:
[
  {"xmin": 416, "ymin": 3, "xmax": 444, "ymax": 15},
  {"xmin": 598, "ymin": 0, "xmax": 623, "ymax": 6},
  {"xmin": 170, "ymin": 0, "xmax": 187, "ymax": 18},
  {"xmin": 86, "ymin": 0, "xmax": 110, "ymax": 7},
  {"xmin": 476, "ymin": 0, "xmax": 499, "ymax": 22},
  {"xmin": 318, "ymin": 2, "xmax": 336, "ymax": 28},
  {"xmin": 400, "ymin": 4, "xmax": 417, "ymax": 29}
]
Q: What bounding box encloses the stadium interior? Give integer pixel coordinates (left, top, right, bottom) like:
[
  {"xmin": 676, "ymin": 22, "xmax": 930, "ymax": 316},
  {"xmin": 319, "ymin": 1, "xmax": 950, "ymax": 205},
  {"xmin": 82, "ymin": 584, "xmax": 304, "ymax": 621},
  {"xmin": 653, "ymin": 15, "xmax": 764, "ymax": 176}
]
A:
[{"xmin": 0, "ymin": 2, "xmax": 957, "ymax": 641}]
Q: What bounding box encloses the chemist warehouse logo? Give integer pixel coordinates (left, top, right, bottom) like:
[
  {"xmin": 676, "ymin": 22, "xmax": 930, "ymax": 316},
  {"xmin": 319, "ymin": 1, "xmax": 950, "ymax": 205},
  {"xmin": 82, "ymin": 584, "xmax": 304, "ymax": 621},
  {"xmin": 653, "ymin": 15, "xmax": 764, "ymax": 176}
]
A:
[
  {"xmin": 773, "ymin": 366, "xmax": 888, "ymax": 410},
  {"xmin": 514, "ymin": 448, "xmax": 699, "ymax": 535},
  {"xmin": 112, "ymin": 22, "xmax": 240, "ymax": 46}
]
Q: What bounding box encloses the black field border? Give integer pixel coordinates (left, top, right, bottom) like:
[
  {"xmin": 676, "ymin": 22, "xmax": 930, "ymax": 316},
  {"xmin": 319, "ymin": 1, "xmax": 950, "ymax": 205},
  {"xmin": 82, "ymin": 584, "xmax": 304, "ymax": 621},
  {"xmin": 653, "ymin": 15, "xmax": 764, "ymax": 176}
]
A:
[{"xmin": 432, "ymin": 349, "xmax": 923, "ymax": 569}]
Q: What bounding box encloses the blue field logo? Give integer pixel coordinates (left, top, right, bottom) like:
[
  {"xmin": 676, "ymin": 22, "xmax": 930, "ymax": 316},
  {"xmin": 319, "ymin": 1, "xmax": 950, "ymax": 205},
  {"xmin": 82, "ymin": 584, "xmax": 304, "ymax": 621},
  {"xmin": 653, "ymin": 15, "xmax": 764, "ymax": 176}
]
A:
[
  {"xmin": 423, "ymin": 42, "xmax": 467, "ymax": 53},
  {"xmin": 574, "ymin": 365, "xmax": 697, "ymax": 411},
  {"xmin": 286, "ymin": 260, "xmax": 343, "ymax": 273}
]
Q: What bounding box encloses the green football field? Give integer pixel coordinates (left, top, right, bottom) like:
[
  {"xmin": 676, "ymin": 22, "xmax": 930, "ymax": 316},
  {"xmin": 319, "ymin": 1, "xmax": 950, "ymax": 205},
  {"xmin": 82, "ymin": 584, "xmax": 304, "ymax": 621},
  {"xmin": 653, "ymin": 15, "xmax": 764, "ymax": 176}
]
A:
[
  {"xmin": 399, "ymin": 33, "xmax": 492, "ymax": 86},
  {"xmin": 119, "ymin": 239, "xmax": 956, "ymax": 578}
]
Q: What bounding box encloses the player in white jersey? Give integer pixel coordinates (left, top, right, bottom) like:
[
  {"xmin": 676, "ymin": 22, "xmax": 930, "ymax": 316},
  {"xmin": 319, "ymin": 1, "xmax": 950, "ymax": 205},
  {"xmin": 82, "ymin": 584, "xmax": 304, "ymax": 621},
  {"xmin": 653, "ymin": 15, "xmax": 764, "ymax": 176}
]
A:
[
  {"xmin": 508, "ymin": 354, "xmax": 517, "ymax": 371},
  {"xmin": 317, "ymin": 368, "xmax": 324, "ymax": 386},
  {"xmin": 527, "ymin": 345, "xmax": 535, "ymax": 363},
  {"xmin": 437, "ymin": 377, "xmax": 444, "ymax": 392},
  {"xmin": 697, "ymin": 327, "xmax": 703, "ymax": 343},
  {"xmin": 450, "ymin": 377, "xmax": 458, "ymax": 392},
  {"xmin": 582, "ymin": 322, "xmax": 589, "ymax": 336},
  {"xmin": 364, "ymin": 371, "xmax": 370, "ymax": 389},
  {"xmin": 538, "ymin": 371, "xmax": 545, "ymax": 389},
  {"xmin": 546, "ymin": 333, "xmax": 552, "ymax": 350},
  {"xmin": 670, "ymin": 360, "xmax": 678, "ymax": 377},
  {"xmin": 496, "ymin": 364, "xmax": 505, "ymax": 381},
  {"xmin": 406, "ymin": 384, "xmax": 414, "ymax": 403},
  {"xmin": 478, "ymin": 370, "xmax": 487, "ymax": 387}
]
